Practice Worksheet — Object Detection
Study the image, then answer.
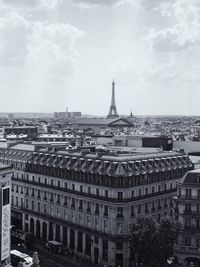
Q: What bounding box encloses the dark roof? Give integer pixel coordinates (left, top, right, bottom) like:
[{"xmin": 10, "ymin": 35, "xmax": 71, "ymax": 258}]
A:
[
  {"xmin": 182, "ymin": 169, "xmax": 200, "ymax": 184},
  {"xmin": 66, "ymin": 117, "xmax": 134, "ymax": 126},
  {"xmin": 0, "ymin": 145, "xmax": 193, "ymax": 177}
]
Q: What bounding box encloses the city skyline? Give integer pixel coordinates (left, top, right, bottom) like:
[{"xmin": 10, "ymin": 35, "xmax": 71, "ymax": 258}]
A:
[{"xmin": 0, "ymin": 0, "xmax": 200, "ymax": 116}]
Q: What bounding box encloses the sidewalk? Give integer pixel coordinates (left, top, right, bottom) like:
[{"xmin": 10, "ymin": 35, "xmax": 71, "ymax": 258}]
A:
[{"xmin": 32, "ymin": 240, "xmax": 103, "ymax": 267}]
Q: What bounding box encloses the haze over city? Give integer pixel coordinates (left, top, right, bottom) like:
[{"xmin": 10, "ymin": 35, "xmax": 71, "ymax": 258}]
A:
[{"xmin": 0, "ymin": 0, "xmax": 199, "ymax": 116}]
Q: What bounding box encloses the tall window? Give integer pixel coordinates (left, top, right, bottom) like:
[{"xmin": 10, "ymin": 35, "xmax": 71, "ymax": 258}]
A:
[
  {"xmin": 117, "ymin": 207, "xmax": 123, "ymax": 217},
  {"xmin": 118, "ymin": 192, "xmax": 123, "ymax": 200},
  {"xmin": 104, "ymin": 205, "xmax": 108, "ymax": 216},
  {"xmin": 95, "ymin": 203, "xmax": 99, "ymax": 214}
]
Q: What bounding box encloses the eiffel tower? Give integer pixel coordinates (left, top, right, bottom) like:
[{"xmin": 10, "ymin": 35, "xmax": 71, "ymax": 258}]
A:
[{"xmin": 107, "ymin": 79, "xmax": 119, "ymax": 119}]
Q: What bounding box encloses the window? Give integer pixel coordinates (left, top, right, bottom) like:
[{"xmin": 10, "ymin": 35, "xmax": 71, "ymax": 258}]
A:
[
  {"xmin": 37, "ymin": 190, "xmax": 40, "ymax": 199},
  {"xmin": 152, "ymin": 186, "xmax": 155, "ymax": 194},
  {"xmin": 80, "ymin": 185, "xmax": 83, "ymax": 192},
  {"xmin": 72, "ymin": 184, "xmax": 75, "ymax": 191},
  {"xmin": 79, "ymin": 200, "xmax": 83, "ymax": 210},
  {"xmin": 57, "ymin": 194, "xmax": 60, "ymax": 204},
  {"xmin": 131, "ymin": 191, "xmax": 134, "ymax": 198},
  {"xmin": 185, "ymin": 218, "xmax": 191, "ymax": 228},
  {"xmin": 116, "ymin": 242, "xmax": 123, "ymax": 250},
  {"xmin": 118, "ymin": 192, "xmax": 123, "ymax": 200},
  {"xmin": 51, "ymin": 179, "xmax": 54, "ymax": 186},
  {"xmin": 88, "ymin": 187, "xmax": 91, "ymax": 194},
  {"xmin": 38, "ymin": 177, "xmax": 41, "ymax": 183},
  {"xmin": 105, "ymin": 190, "xmax": 108, "ymax": 198},
  {"xmin": 57, "ymin": 181, "xmax": 60, "ymax": 187},
  {"xmin": 186, "ymin": 188, "xmax": 192, "ymax": 199},
  {"xmin": 138, "ymin": 204, "xmax": 141, "ymax": 214},
  {"xmin": 145, "ymin": 188, "xmax": 148, "ymax": 194},
  {"xmin": 96, "ymin": 189, "xmax": 99, "ymax": 196},
  {"xmin": 145, "ymin": 203, "xmax": 148, "ymax": 213},
  {"xmin": 185, "ymin": 237, "xmax": 191, "ymax": 246},
  {"xmin": 104, "ymin": 205, "xmax": 108, "ymax": 216},
  {"xmin": 185, "ymin": 203, "xmax": 191, "ymax": 212},
  {"xmin": 138, "ymin": 189, "xmax": 141, "ymax": 196},
  {"xmin": 197, "ymin": 204, "xmax": 200, "ymax": 212},
  {"xmin": 31, "ymin": 189, "xmax": 35, "ymax": 197},
  {"xmin": 32, "ymin": 200, "xmax": 34, "ymax": 210},
  {"xmin": 38, "ymin": 202, "xmax": 40, "ymax": 212},
  {"xmin": 117, "ymin": 207, "xmax": 123, "ymax": 218},
  {"xmin": 71, "ymin": 198, "xmax": 75, "ymax": 208},
  {"xmin": 65, "ymin": 182, "xmax": 68, "ymax": 189},
  {"xmin": 131, "ymin": 206, "xmax": 135, "ymax": 217},
  {"xmin": 32, "ymin": 176, "xmax": 35, "ymax": 182},
  {"xmin": 95, "ymin": 203, "xmax": 99, "ymax": 214},
  {"xmin": 44, "ymin": 178, "xmax": 47, "ymax": 184},
  {"xmin": 197, "ymin": 219, "xmax": 200, "ymax": 230},
  {"xmin": 64, "ymin": 196, "xmax": 68, "ymax": 206},
  {"xmin": 87, "ymin": 202, "xmax": 91, "ymax": 212}
]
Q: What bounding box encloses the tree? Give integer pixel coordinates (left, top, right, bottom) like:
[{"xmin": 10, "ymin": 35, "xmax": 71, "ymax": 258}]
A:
[
  {"xmin": 129, "ymin": 215, "xmax": 159, "ymax": 267},
  {"xmin": 156, "ymin": 217, "xmax": 180, "ymax": 266},
  {"xmin": 129, "ymin": 215, "xmax": 180, "ymax": 267}
]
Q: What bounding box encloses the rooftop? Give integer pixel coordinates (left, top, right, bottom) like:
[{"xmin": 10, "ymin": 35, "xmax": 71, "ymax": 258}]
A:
[{"xmin": 182, "ymin": 169, "xmax": 200, "ymax": 185}]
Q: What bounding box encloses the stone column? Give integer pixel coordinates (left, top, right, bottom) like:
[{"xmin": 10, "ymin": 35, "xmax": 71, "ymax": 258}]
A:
[
  {"xmin": 74, "ymin": 230, "xmax": 78, "ymax": 253},
  {"xmin": 60, "ymin": 225, "xmax": 63, "ymax": 243},
  {"xmin": 33, "ymin": 218, "xmax": 36, "ymax": 237},
  {"xmin": 98, "ymin": 238, "xmax": 103, "ymax": 264},
  {"xmin": 91, "ymin": 235, "xmax": 95, "ymax": 263},
  {"xmin": 46, "ymin": 222, "xmax": 49, "ymax": 241},
  {"xmin": 53, "ymin": 224, "xmax": 56, "ymax": 240},
  {"xmin": 39, "ymin": 219, "xmax": 43, "ymax": 239},
  {"xmin": 22, "ymin": 213, "xmax": 25, "ymax": 232},
  {"xmin": 67, "ymin": 228, "xmax": 70, "ymax": 248},
  {"xmin": 108, "ymin": 240, "xmax": 115, "ymax": 267},
  {"xmin": 82, "ymin": 232, "xmax": 86, "ymax": 256}
]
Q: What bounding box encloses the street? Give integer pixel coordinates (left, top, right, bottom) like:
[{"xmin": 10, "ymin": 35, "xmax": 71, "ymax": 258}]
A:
[{"xmin": 11, "ymin": 243, "xmax": 79, "ymax": 267}]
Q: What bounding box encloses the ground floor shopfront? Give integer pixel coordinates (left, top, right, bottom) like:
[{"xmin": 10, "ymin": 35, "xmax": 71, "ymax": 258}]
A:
[{"xmin": 19, "ymin": 212, "xmax": 130, "ymax": 267}]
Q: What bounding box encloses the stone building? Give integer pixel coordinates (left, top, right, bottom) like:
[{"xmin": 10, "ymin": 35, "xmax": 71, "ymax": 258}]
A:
[
  {"xmin": 0, "ymin": 144, "xmax": 193, "ymax": 267},
  {"xmin": 174, "ymin": 169, "xmax": 200, "ymax": 266},
  {"xmin": 0, "ymin": 163, "xmax": 13, "ymax": 266}
]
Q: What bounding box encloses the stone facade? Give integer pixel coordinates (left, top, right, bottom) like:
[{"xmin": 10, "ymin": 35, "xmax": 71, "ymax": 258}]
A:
[
  {"xmin": 0, "ymin": 146, "xmax": 193, "ymax": 267},
  {"xmin": 174, "ymin": 169, "xmax": 200, "ymax": 266}
]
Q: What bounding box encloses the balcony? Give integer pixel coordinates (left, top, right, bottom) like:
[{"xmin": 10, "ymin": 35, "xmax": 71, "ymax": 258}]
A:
[
  {"xmin": 174, "ymin": 244, "xmax": 200, "ymax": 253},
  {"xmin": 179, "ymin": 195, "xmax": 200, "ymax": 201},
  {"xmin": 12, "ymin": 177, "xmax": 177, "ymax": 203}
]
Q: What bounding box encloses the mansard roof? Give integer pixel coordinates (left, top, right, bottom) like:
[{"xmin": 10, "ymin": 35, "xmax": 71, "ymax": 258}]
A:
[
  {"xmin": 182, "ymin": 169, "xmax": 200, "ymax": 185},
  {"xmin": 0, "ymin": 145, "xmax": 193, "ymax": 177}
]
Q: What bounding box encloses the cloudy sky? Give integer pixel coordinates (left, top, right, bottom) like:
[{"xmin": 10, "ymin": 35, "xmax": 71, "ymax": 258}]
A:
[{"xmin": 0, "ymin": 0, "xmax": 199, "ymax": 115}]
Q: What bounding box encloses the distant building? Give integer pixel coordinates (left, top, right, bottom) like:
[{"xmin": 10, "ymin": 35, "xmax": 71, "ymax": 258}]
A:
[
  {"xmin": 3, "ymin": 126, "xmax": 37, "ymax": 136},
  {"xmin": 54, "ymin": 108, "xmax": 81, "ymax": 119},
  {"xmin": 8, "ymin": 113, "xmax": 14, "ymax": 121},
  {"xmin": 174, "ymin": 169, "xmax": 200, "ymax": 266},
  {"xmin": 142, "ymin": 136, "xmax": 173, "ymax": 151},
  {"xmin": 69, "ymin": 117, "xmax": 135, "ymax": 134}
]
